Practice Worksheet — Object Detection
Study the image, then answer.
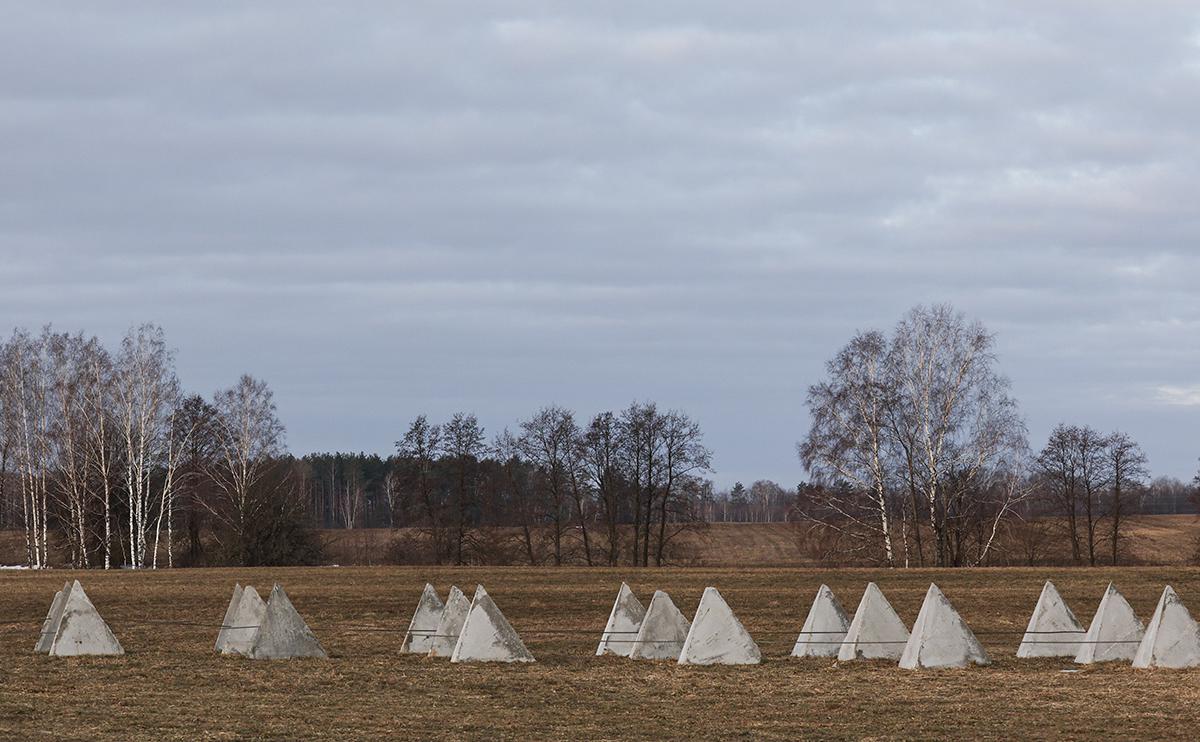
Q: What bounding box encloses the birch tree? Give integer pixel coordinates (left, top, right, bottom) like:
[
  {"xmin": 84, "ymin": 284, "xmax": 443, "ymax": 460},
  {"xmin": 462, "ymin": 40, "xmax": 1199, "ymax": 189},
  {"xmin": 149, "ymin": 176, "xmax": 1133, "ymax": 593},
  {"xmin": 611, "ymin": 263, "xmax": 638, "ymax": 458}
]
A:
[
  {"xmin": 151, "ymin": 400, "xmax": 193, "ymax": 569},
  {"xmin": 115, "ymin": 324, "xmax": 181, "ymax": 568},
  {"xmin": 333, "ymin": 457, "xmax": 366, "ymax": 530},
  {"xmin": 888, "ymin": 305, "xmax": 1025, "ymax": 567},
  {"xmin": 800, "ymin": 306, "xmax": 1027, "ymax": 567},
  {"xmin": 0, "ymin": 330, "xmax": 52, "ymax": 568},
  {"xmin": 82, "ymin": 339, "xmax": 119, "ymax": 568},
  {"xmin": 799, "ymin": 331, "xmax": 898, "ymax": 565},
  {"xmin": 204, "ymin": 374, "xmax": 286, "ymax": 565},
  {"xmin": 45, "ymin": 331, "xmax": 95, "ymax": 568}
]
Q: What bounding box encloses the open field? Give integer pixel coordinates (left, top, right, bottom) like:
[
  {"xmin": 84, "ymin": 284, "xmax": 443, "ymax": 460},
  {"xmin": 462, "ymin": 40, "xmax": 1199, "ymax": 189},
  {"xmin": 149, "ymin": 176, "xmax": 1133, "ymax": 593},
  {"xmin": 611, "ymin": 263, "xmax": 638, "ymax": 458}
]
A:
[
  {"xmin": 316, "ymin": 514, "xmax": 1200, "ymax": 567},
  {"xmin": 4, "ymin": 566, "xmax": 1200, "ymax": 740},
  {"xmin": 4, "ymin": 514, "xmax": 1197, "ymax": 569}
]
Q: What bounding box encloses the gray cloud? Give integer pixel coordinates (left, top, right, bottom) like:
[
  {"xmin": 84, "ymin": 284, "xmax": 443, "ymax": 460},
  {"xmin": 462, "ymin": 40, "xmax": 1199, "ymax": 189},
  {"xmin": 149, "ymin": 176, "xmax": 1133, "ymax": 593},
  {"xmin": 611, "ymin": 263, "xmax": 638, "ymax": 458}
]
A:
[{"xmin": 2, "ymin": 1, "xmax": 1199, "ymax": 485}]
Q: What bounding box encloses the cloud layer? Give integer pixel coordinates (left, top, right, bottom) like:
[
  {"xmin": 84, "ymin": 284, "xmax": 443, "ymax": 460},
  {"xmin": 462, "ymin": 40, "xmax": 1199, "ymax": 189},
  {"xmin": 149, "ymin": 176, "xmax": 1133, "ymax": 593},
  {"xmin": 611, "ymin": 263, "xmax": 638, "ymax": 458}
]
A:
[{"xmin": 2, "ymin": 2, "xmax": 1198, "ymax": 484}]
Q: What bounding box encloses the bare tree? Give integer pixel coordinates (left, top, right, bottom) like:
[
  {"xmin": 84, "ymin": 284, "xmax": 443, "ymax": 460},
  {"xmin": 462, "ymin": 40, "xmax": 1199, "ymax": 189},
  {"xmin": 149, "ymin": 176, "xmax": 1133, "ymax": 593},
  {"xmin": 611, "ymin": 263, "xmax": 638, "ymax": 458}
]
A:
[
  {"xmin": 114, "ymin": 324, "xmax": 182, "ymax": 568},
  {"xmin": 1, "ymin": 329, "xmax": 52, "ymax": 568},
  {"xmin": 396, "ymin": 415, "xmax": 445, "ymax": 562},
  {"xmin": 175, "ymin": 394, "xmax": 219, "ymax": 565},
  {"xmin": 1036, "ymin": 424, "xmax": 1084, "ymax": 563},
  {"xmin": 619, "ymin": 402, "xmax": 664, "ymax": 567},
  {"xmin": 45, "ymin": 331, "xmax": 95, "ymax": 567},
  {"xmin": 381, "ymin": 463, "xmax": 399, "ymax": 528},
  {"xmin": 888, "ymin": 304, "xmax": 1026, "ymax": 567},
  {"xmin": 580, "ymin": 412, "xmax": 625, "ymax": 566},
  {"xmin": 565, "ymin": 442, "xmax": 595, "ymax": 566},
  {"xmin": 654, "ymin": 410, "xmax": 711, "ymax": 565},
  {"xmin": 493, "ymin": 428, "xmax": 538, "ymax": 565},
  {"xmin": 1106, "ymin": 432, "xmax": 1148, "ymax": 565},
  {"xmin": 443, "ymin": 412, "xmax": 485, "ymax": 564},
  {"xmin": 1035, "ymin": 424, "xmax": 1109, "ymax": 566},
  {"xmin": 331, "ymin": 456, "xmax": 366, "ymax": 530},
  {"xmin": 800, "ymin": 331, "xmax": 897, "ymax": 565},
  {"xmin": 1142, "ymin": 476, "xmax": 1192, "ymax": 515},
  {"xmin": 81, "ymin": 339, "xmax": 119, "ymax": 568},
  {"xmin": 520, "ymin": 405, "xmax": 578, "ymax": 566},
  {"xmin": 800, "ymin": 306, "xmax": 1027, "ymax": 568},
  {"xmin": 0, "ymin": 431, "xmax": 8, "ymax": 531},
  {"xmin": 203, "ymin": 374, "xmax": 286, "ymax": 565},
  {"xmin": 1075, "ymin": 426, "xmax": 1110, "ymax": 567},
  {"xmin": 151, "ymin": 395, "xmax": 198, "ymax": 569},
  {"xmin": 962, "ymin": 460, "xmax": 1034, "ymax": 567}
]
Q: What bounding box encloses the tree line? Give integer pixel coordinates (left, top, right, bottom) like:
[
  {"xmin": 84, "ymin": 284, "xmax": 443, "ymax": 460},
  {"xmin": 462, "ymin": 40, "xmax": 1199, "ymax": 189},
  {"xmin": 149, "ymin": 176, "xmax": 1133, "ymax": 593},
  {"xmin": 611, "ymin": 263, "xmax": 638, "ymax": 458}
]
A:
[
  {"xmin": 302, "ymin": 402, "xmax": 713, "ymax": 566},
  {"xmin": 0, "ymin": 325, "xmax": 317, "ymax": 569},
  {"xmin": 797, "ymin": 304, "xmax": 1199, "ymax": 568},
  {"xmin": 4, "ymin": 308, "xmax": 1196, "ymax": 569},
  {"xmin": 0, "ymin": 324, "xmax": 714, "ymax": 568}
]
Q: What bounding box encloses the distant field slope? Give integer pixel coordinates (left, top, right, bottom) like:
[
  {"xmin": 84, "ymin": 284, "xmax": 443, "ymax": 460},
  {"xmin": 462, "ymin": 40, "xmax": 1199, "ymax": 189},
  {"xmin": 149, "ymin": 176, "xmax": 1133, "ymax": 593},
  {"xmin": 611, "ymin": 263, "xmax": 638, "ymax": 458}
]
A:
[
  {"xmin": 315, "ymin": 515, "xmax": 1200, "ymax": 568},
  {"xmin": 3, "ymin": 515, "xmax": 1197, "ymax": 568}
]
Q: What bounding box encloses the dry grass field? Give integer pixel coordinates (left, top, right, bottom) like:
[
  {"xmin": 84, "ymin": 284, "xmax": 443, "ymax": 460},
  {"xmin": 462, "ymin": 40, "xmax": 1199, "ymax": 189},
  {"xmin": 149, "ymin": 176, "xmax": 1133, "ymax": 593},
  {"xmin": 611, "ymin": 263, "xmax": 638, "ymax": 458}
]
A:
[
  {"xmin": 4, "ymin": 566, "xmax": 1200, "ymax": 740},
  {"xmin": 317, "ymin": 514, "xmax": 1200, "ymax": 567},
  {"xmin": 4, "ymin": 514, "xmax": 1197, "ymax": 569}
]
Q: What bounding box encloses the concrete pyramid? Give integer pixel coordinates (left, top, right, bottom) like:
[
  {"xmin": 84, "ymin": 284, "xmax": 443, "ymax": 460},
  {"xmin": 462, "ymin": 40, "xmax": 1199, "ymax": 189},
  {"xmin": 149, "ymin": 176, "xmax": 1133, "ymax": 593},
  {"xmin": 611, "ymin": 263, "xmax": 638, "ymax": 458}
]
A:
[
  {"xmin": 450, "ymin": 585, "xmax": 535, "ymax": 663},
  {"xmin": 629, "ymin": 590, "xmax": 690, "ymax": 661},
  {"xmin": 1075, "ymin": 582, "xmax": 1144, "ymax": 664},
  {"xmin": 679, "ymin": 587, "xmax": 761, "ymax": 666},
  {"xmin": 596, "ymin": 582, "xmax": 647, "ymax": 657},
  {"xmin": 35, "ymin": 581, "xmax": 72, "ymax": 654},
  {"xmin": 401, "ymin": 583, "xmax": 445, "ymax": 654},
  {"xmin": 898, "ymin": 583, "xmax": 989, "ymax": 669},
  {"xmin": 221, "ymin": 585, "xmax": 266, "ymax": 656},
  {"xmin": 1132, "ymin": 586, "xmax": 1200, "ymax": 669},
  {"xmin": 428, "ymin": 585, "xmax": 469, "ymax": 658},
  {"xmin": 249, "ymin": 584, "xmax": 327, "ymax": 660},
  {"xmin": 49, "ymin": 580, "xmax": 124, "ymax": 657},
  {"xmin": 1017, "ymin": 580, "xmax": 1085, "ymax": 658},
  {"xmin": 791, "ymin": 584, "xmax": 850, "ymax": 658},
  {"xmin": 838, "ymin": 582, "xmax": 910, "ymax": 661},
  {"xmin": 214, "ymin": 583, "xmax": 244, "ymax": 653}
]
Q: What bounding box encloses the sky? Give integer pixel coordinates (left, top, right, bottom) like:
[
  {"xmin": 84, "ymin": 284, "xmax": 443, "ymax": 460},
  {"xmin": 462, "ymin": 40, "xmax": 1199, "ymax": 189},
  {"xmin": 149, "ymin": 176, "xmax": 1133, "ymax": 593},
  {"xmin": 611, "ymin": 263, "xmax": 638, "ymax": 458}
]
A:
[{"xmin": 1, "ymin": 2, "xmax": 1198, "ymax": 487}]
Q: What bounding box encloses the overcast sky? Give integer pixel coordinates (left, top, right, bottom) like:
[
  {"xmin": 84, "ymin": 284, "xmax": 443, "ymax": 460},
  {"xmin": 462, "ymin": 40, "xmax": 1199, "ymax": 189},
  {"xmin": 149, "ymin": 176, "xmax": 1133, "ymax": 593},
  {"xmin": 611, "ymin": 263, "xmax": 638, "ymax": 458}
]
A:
[{"xmin": 2, "ymin": 2, "xmax": 1198, "ymax": 486}]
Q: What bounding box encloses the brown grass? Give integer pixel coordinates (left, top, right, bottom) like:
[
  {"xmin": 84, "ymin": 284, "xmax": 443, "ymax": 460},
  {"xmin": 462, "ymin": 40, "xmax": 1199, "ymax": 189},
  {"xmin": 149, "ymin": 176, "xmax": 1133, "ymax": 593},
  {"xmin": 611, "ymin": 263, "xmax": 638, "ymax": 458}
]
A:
[
  {"xmin": 4, "ymin": 513, "xmax": 1197, "ymax": 569},
  {"xmin": 3, "ymin": 566, "xmax": 1200, "ymax": 740},
  {"xmin": 316, "ymin": 515, "xmax": 1200, "ymax": 567}
]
